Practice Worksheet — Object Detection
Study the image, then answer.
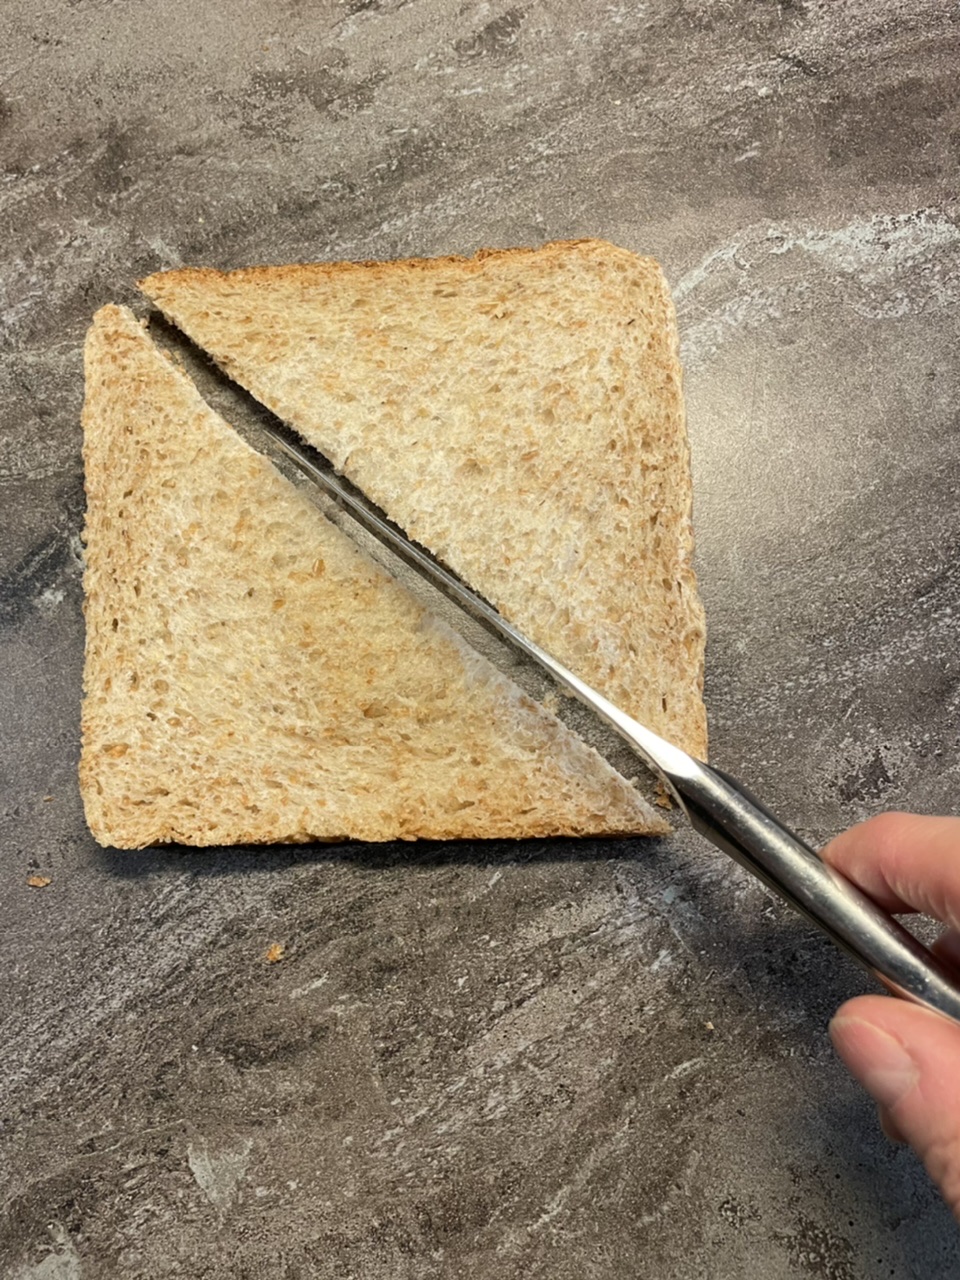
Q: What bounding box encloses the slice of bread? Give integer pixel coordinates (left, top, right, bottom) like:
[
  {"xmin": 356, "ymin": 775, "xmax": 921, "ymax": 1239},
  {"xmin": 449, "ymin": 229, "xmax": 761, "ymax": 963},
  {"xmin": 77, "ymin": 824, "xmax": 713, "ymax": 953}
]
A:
[
  {"xmin": 139, "ymin": 239, "xmax": 707, "ymax": 760},
  {"xmin": 80, "ymin": 305, "xmax": 667, "ymax": 848}
]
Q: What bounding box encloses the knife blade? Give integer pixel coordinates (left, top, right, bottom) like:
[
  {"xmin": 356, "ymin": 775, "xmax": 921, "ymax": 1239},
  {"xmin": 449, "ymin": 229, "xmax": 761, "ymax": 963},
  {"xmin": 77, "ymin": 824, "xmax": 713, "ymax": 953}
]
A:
[{"xmin": 260, "ymin": 416, "xmax": 960, "ymax": 1026}]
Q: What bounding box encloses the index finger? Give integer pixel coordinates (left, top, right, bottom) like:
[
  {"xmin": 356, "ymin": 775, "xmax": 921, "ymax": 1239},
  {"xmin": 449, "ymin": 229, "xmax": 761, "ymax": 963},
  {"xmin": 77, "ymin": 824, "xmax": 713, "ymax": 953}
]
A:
[{"xmin": 821, "ymin": 812, "xmax": 960, "ymax": 932}]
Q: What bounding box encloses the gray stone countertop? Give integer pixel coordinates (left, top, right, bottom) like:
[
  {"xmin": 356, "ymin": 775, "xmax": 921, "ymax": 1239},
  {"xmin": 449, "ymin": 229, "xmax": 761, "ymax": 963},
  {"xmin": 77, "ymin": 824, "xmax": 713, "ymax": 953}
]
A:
[{"xmin": 3, "ymin": 2, "xmax": 960, "ymax": 1276}]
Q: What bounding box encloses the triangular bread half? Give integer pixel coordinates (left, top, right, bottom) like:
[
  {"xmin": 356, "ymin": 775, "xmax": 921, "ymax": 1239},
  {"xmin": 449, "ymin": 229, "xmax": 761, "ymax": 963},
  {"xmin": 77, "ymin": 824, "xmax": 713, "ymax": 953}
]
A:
[
  {"xmin": 139, "ymin": 239, "xmax": 707, "ymax": 761},
  {"xmin": 80, "ymin": 305, "xmax": 667, "ymax": 847}
]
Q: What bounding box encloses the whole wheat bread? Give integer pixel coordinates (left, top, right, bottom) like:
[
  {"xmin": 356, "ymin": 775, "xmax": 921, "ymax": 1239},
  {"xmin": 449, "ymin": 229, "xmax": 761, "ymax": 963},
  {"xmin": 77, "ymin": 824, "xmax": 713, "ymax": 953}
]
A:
[
  {"xmin": 80, "ymin": 305, "xmax": 668, "ymax": 847},
  {"xmin": 139, "ymin": 240, "xmax": 707, "ymax": 760}
]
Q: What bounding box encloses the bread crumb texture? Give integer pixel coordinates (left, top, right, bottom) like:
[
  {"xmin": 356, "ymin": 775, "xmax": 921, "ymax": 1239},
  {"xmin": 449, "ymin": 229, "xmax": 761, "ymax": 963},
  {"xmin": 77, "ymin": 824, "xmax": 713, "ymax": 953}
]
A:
[
  {"xmin": 80, "ymin": 305, "xmax": 668, "ymax": 848},
  {"xmin": 140, "ymin": 240, "xmax": 707, "ymax": 759}
]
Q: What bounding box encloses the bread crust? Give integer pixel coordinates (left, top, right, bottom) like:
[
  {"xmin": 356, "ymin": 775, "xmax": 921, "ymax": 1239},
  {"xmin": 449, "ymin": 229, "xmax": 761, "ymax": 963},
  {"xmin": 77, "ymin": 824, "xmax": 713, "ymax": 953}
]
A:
[{"xmin": 140, "ymin": 239, "xmax": 621, "ymax": 291}]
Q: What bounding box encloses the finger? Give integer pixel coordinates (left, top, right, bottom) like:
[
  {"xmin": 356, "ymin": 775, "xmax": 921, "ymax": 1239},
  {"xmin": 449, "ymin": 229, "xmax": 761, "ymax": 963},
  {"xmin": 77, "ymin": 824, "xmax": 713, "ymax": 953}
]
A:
[
  {"xmin": 830, "ymin": 994, "xmax": 960, "ymax": 1218},
  {"xmin": 821, "ymin": 812, "xmax": 960, "ymax": 931}
]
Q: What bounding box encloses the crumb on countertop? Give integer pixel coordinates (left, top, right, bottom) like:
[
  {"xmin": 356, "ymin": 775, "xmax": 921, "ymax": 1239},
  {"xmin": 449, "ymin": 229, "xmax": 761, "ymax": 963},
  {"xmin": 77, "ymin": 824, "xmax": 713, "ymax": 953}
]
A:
[{"xmin": 654, "ymin": 780, "xmax": 674, "ymax": 809}]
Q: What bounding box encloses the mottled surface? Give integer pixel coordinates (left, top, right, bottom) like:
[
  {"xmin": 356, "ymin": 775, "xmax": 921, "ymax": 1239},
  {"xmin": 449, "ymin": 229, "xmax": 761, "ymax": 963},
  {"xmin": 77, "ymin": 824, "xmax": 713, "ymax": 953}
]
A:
[{"xmin": 3, "ymin": 1, "xmax": 960, "ymax": 1276}]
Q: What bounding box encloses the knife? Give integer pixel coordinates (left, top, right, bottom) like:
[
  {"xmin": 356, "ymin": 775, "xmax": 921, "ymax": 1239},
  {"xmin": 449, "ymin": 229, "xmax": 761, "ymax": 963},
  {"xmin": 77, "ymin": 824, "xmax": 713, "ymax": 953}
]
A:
[{"xmin": 260, "ymin": 417, "xmax": 960, "ymax": 1026}]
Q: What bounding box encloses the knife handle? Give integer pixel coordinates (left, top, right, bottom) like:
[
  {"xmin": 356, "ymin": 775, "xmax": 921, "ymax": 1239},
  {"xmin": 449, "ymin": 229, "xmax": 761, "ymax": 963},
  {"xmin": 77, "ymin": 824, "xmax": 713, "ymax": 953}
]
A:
[{"xmin": 670, "ymin": 762, "xmax": 960, "ymax": 1025}]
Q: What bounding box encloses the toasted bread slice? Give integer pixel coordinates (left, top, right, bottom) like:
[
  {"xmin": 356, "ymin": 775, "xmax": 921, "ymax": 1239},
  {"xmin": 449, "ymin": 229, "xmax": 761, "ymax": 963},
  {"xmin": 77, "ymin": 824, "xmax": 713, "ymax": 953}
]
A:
[
  {"xmin": 80, "ymin": 305, "xmax": 667, "ymax": 847},
  {"xmin": 140, "ymin": 240, "xmax": 707, "ymax": 759}
]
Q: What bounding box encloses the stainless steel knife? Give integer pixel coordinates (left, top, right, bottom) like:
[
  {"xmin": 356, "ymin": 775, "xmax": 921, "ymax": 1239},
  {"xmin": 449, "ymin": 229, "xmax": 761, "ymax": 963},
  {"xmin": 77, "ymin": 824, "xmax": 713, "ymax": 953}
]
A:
[{"xmin": 261, "ymin": 418, "xmax": 960, "ymax": 1027}]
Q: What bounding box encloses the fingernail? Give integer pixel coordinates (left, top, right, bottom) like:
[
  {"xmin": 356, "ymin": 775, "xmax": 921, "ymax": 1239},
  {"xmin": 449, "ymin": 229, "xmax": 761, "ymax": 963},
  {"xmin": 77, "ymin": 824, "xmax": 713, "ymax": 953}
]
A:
[
  {"xmin": 829, "ymin": 1016, "xmax": 919, "ymax": 1109},
  {"xmin": 878, "ymin": 1106, "xmax": 908, "ymax": 1144}
]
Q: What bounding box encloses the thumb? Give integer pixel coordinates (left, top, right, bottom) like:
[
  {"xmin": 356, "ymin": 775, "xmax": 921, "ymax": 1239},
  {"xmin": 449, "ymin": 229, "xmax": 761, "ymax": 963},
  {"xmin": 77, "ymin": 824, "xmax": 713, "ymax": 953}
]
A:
[{"xmin": 830, "ymin": 994, "xmax": 960, "ymax": 1219}]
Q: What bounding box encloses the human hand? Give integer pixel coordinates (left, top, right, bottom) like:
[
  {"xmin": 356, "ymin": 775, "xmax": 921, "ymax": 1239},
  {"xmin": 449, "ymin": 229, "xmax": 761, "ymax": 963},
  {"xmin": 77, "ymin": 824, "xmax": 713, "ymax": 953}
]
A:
[{"xmin": 821, "ymin": 812, "xmax": 960, "ymax": 1218}]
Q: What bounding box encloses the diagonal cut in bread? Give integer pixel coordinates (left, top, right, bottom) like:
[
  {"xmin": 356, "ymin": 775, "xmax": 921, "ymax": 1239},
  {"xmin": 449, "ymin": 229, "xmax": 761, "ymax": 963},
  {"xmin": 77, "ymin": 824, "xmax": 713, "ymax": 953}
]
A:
[
  {"xmin": 80, "ymin": 305, "xmax": 669, "ymax": 847},
  {"xmin": 139, "ymin": 240, "xmax": 707, "ymax": 762}
]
